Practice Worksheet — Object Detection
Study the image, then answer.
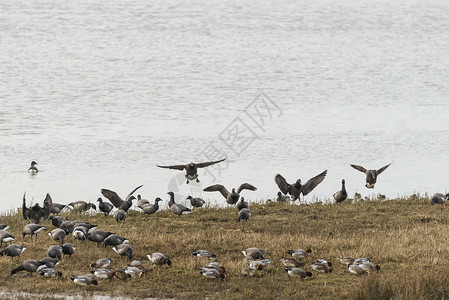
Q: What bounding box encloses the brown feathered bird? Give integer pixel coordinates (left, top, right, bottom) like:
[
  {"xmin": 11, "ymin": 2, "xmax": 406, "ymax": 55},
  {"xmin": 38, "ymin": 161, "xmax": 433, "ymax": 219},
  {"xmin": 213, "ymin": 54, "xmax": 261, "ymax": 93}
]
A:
[
  {"xmin": 350, "ymin": 162, "xmax": 392, "ymax": 189},
  {"xmin": 100, "ymin": 185, "xmax": 143, "ymax": 212},
  {"xmin": 22, "ymin": 193, "xmax": 52, "ymax": 224},
  {"xmin": 275, "ymin": 170, "xmax": 327, "ymax": 202},
  {"xmin": 157, "ymin": 158, "xmax": 226, "ymax": 184},
  {"xmin": 203, "ymin": 183, "xmax": 257, "ymax": 205}
]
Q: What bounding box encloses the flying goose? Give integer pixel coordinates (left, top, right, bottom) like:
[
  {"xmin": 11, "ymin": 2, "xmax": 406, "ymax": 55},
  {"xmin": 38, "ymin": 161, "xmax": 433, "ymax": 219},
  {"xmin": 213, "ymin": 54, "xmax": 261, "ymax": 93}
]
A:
[
  {"xmin": 0, "ymin": 230, "xmax": 15, "ymax": 245},
  {"xmin": 10, "ymin": 260, "xmax": 47, "ymax": 276},
  {"xmin": 147, "ymin": 252, "xmax": 171, "ymax": 266},
  {"xmin": 167, "ymin": 192, "xmax": 192, "ymax": 217},
  {"xmin": 22, "ymin": 193, "xmax": 52, "ymax": 224},
  {"xmin": 350, "ymin": 162, "xmax": 392, "ymax": 188},
  {"xmin": 431, "ymin": 193, "xmax": 449, "ymax": 205},
  {"xmin": 0, "ymin": 244, "xmax": 26, "ymax": 260},
  {"xmin": 284, "ymin": 267, "xmax": 313, "ymax": 279},
  {"xmin": 113, "ymin": 244, "xmax": 133, "ymax": 260},
  {"xmin": 70, "ymin": 275, "xmax": 98, "ymax": 286},
  {"xmin": 28, "ymin": 161, "xmax": 38, "ymax": 174},
  {"xmin": 101, "ymin": 185, "xmax": 143, "ymax": 212},
  {"xmin": 333, "ymin": 179, "xmax": 347, "ymax": 204},
  {"xmin": 22, "ymin": 224, "xmax": 46, "ymax": 240},
  {"xmin": 187, "ymin": 195, "xmax": 205, "ymax": 208},
  {"xmin": 67, "ymin": 201, "xmax": 97, "ymax": 212},
  {"xmin": 140, "ymin": 198, "xmax": 162, "ymax": 216},
  {"xmin": 203, "ymin": 183, "xmax": 257, "ymax": 205},
  {"xmin": 97, "ymin": 198, "xmax": 114, "ymax": 216},
  {"xmin": 275, "ymin": 170, "xmax": 327, "ymax": 202},
  {"xmin": 157, "ymin": 158, "xmax": 226, "ymax": 184},
  {"xmin": 237, "ymin": 208, "xmax": 251, "ymax": 222},
  {"xmin": 113, "ymin": 209, "xmax": 127, "ymax": 223}
]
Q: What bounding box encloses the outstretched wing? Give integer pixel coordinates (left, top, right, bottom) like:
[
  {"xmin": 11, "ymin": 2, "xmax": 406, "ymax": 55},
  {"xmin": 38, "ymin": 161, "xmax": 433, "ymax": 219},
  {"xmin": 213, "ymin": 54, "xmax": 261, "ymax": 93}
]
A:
[
  {"xmin": 350, "ymin": 164, "xmax": 367, "ymax": 173},
  {"xmin": 42, "ymin": 193, "xmax": 52, "ymax": 220},
  {"xmin": 301, "ymin": 170, "xmax": 328, "ymax": 196},
  {"xmin": 377, "ymin": 162, "xmax": 392, "ymax": 174},
  {"xmin": 22, "ymin": 193, "xmax": 30, "ymax": 220},
  {"xmin": 196, "ymin": 158, "xmax": 226, "ymax": 168},
  {"xmin": 237, "ymin": 183, "xmax": 257, "ymax": 194},
  {"xmin": 101, "ymin": 189, "xmax": 125, "ymax": 208},
  {"xmin": 157, "ymin": 164, "xmax": 186, "ymax": 170},
  {"xmin": 203, "ymin": 184, "xmax": 230, "ymax": 199},
  {"xmin": 125, "ymin": 185, "xmax": 143, "ymax": 201},
  {"xmin": 275, "ymin": 174, "xmax": 291, "ymax": 195}
]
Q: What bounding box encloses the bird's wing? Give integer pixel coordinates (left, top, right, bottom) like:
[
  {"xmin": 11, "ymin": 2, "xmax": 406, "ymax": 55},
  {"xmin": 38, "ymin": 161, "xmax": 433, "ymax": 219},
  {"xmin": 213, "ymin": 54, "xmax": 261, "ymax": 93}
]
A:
[
  {"xmin": 22, "ymin": 193, "xmax": 30, "ymax": 220},
  {"xmin": 101, "ymin": 189, "xmax": 124, "ymax": 208},
  {"xmin": 156, "ymin": 164, "xmax": 186, "ymax": 170},
  {"xmin": 275, "ymin": 174, "xmax": 291, "ymax": 195},
  {"xmin": 350, "ymin": 164, "xmax": 367, "ymax": 173},
  {"xmin": 301, "ymin": 170, "xmax": 328, "ymax": 196},
  {"xmin": 125, "ymin": 185, "xmax": 143, "ymax": 201},
  {"xmin": 203, "ymin": 184, "xmax": 229, "ymax": 199},
  {"xmin": 377, "ymin": 162, "xmax": 393, "ymax": 174},
  {"xmin": 196, "ymin": 158, "xmax": 226, "ymax": 168},
  {"xmin": 43, "ymin": 194, "xmax": 52, "ymax": 220},
  {"xmin": 237, "ymin": 183, "xmax": 257, "ymax": 193}
]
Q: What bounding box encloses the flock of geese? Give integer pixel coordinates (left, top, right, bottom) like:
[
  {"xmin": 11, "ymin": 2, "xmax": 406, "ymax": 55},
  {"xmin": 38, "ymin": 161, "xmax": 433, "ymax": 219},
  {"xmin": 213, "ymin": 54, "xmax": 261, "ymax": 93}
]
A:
[{"xmin": 0, "ymin": 158, "xmax": 440, "ymax": 288}]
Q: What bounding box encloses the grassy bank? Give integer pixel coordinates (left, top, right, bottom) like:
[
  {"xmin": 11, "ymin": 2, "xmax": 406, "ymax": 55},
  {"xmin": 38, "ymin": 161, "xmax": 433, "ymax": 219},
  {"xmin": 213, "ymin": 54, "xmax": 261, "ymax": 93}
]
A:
[{"xmin": 0, "ymin": 194, "xmax": 448, "ymax": 299}]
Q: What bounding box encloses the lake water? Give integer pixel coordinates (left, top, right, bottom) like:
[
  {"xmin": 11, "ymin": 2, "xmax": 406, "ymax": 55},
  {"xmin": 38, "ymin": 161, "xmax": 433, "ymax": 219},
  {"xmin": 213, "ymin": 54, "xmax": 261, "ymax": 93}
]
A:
[{"xmin": 0, "ymin": 0, "xmax": 448, "ymax": 213}]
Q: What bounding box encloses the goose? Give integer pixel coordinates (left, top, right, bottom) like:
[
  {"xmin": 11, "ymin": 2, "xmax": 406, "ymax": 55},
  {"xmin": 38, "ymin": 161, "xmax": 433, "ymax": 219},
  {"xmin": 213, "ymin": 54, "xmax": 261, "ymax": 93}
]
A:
[
  {"xmin": 140, "ymin": 198, "xmax": 162, "ymax": 216},
  {"xmin": 22, "ymin": 193, "xmax": 52, "ymax": 224},
  {"xmin": 333, "ymin": 179, "xmax": 347, "ymax": 204},
  {"xmin": 284, "ymin": 267, "xmax": 313, "ymax": 279},
  {"xmin": 100, "ymin": 185, "xmax": 143, "ymax": 212},
  {"xmin": 350, "ymin": 162, "xmax": 392, "ymax": 188},
  {"xmin": 102, "ymin": 234, "xmax": 128, "ymax": 248},
  {"xmin": 147, "ymin": 252, "xmax": 171, "ymax": 266},
  {"xmin": 136, "ymin": 195, "xmax": 150, "ymax": 208},
  {"xmin": 48, "ymin": 228, "xmax": 66, "ymax": 245},
  {"xmin": 192, "ymin": 250, "xmax": 216, "ymax": 259},
  {"xmin": 0, "ymin": 230, "xmax": 15, "ymax": 245},
  {"xmin": 431, "ymin": 193, "xmax": 449, "ymax": 205},
  {"xmin": 62, "ymin": 243, "xmax": 76, "ymax": 257},
  {"xmin": 242, "ymin": 248, "xmax": 267, "ymax": 260},
  {"xmin": 28, "ymin": 161, "xmax": 38, "ymax": 174},
  {"xmin": 280, "ymin": 257, "xmax": 304, "ymax": 268},
  {"xmin": 237, "ymin": 197, "xmax": 249, "ymax": 211},
  {"xmin": 47, "ymin": 245, "xmax": 63, "ymax": 260},
  {"xmin": 90, "ymin": 258, "xmax": 112, "ymax": 269},
  {"xmin": 237, "ymin": 208, "xmax": 251, "ymax": 222},
  {"xmin": 0, "ymin": 244, "xmax": 26, "ymax": 260},
  {"xmin": 90, "ymin": 269, "xmax": 116, "ymax": 279},
  {"xmin": 157, "ymin": 158, "xmax": 226, "ymax": 184},
  {"xmin": 275, "ymin": 170, "xmax": 327, "ymax": 202},
  {"xmin": 167, "ymin": 192, "xmax": 192, "ymax": 217},
  {"xmin": 199, "ymin": 268, "xmax": 225, "ymax": 279},
  {"xmin": 276, "ymin": 192, "xmax": 290, "ymax": 202},
  {"xmin": 70, "ymin": 275, "xmax": 98, "ymax": 286},
  {"xmin": 73, "ymin": 226, "xmax": 87, "ymax": 241},
  {"xmin": 286, "ymin": 248, "xmax": 312, "ymax": 259},
  {"xmin": 22, "ymin": 224, "xmax": 46, "ymax": 240},
  {"xmin": 50, "ymin": 203, "xmax": 67, "ymax": 214},
  {"xmin": 48, "ymin": 216, "xmax": 66, "ymax": 227},
  {"xmin": 39, "ymin": 268, "xmax": 62, "ymax": 278},
  {"xmin": 113, "ymin": 209, "xmax": 127, "ymax": 223},
  {"xmin": 97, "ymin": 198, "xmax": 114, "ymax": 216},
  {"xmin": 40, "ymin": 257, "xmax": 59, "ymax": 268},
  {"xmin": 10, "ymin": 260, "xmax": 47, "ymax": 276},
  {"xmin": 60, "ymin": 220, "xmax": 97, "ymax": 234},
  {"xmin": 86, "ymin": 230, "xmax": 114, "ymax": 246},
  {"xmin": 187, "ymin": 195, "xmax": 206, "ymax": 208},
  {"xmin": 0, "ymin": 224, "xmax": 9, "ymax": 231},
  {"xmin": 67, "ymin": 201, "xmax": 97, "ymax": 212},
  {"xmin": 113, "ymin": 244, "xmax": 133, "ymax": 260},
  {"xmin": 203, "ymin": 183, "xmax": 257, "ymax": 205}
]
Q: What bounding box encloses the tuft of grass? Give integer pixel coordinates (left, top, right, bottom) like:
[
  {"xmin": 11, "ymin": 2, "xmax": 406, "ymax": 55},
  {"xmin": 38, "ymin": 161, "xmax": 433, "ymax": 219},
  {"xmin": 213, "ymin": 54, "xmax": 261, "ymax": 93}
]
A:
[{"xmin": 0, "ymin": 195, "xmax": 448, "ymax": 299}]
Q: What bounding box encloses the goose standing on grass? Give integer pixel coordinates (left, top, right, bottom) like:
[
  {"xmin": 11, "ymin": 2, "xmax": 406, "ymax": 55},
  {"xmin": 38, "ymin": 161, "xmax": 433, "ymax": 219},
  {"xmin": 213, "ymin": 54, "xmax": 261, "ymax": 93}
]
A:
[
  {"xmin": 71, "ymin": 275, "xmax": 98, "ymax": 286},
  {"xmin": 275, "ymin": 170, "xmax": 327, "ymax": 202},
  {"xmin": 48, "ymin": 228, "xmax": 66, "ymax": 245},
  {"xmin": 22, "ymin": 193, "xmax": 52, "ymax": 224},
  {"xmin": 431, "ymin": 193, "xmax": 449, "ymax": 205},
  {"xmin": 333, "ymin": 179, "xmax": 347, "ymax": 204},
  {"xmin": 0, "ymin": 224, "xmax": 9, "ymax": 231},
  {"xmin": 22, "ymin": 224, "xmax": 46, "ymax": 240},
  {"xmin": 113, "ymin": 244, "xmax": 133, "ymax": 260},
  {"xmin": 49, "ymin": 216, "xmax": 66, "ymax": 227},
  {"xmin": 0, "ymin": 230, "xmax": 15, "ymax": 245},
  {"xmin": 167, "ymin": 192, "xmax": 192, "ymax": 217},
  {"xmin": 350, "ymin": 162, "xmax": 392, "ymax": 188},
  {"xmin": 67, "ymin": 201, "xmax": 97, "ymax": 212},
  {"xmin": 50, "ymin": 203, "xmax": 66, "ymax": 214},
  {"xmin": 203, "ymin": 183, "xmax": 257, "ymax": 205},
  {"xmin": 62, "ymin": 243, "xmax": 76, "ymax": 257},
  {"xmin": 147, "ymin": 252, "xmax": 171, "ymax": 266},
  {"xmin": 0, "ymin": 244, "xmax": 26, "ymax": 260},
  {"xmin": 237, "ymin": 197, "xmax": 249, "ymax": 211},
  {"xmin": 136, "ymin": 195, "xmax": 150, "ymax": 208},
  {"xmin": 187, "ymin": 195, "xmax": 205, "ymax": 208},
  {"xmin": 72, "ymin": 226, "xmax": 87, "ymax": 241},
  {"xmin": 276, "ymin": 192, "xmax": 289, "ymax": 202},
  {"xmin": 101, "ymin": 185, "xmax": 143, "ymax": 212},
  {"xmin": 39, "ymin": 257, "xmax": 59, "ymax": 268},
  {"xmin": 140, "ymin": 198, "xmax": 162, "ymax": 216},
  {"xmin": 157, "ymin": 158, "xmax": 226, "ymax": 184},
  {"xmin": 47, "ymin": 245, "xmax": 63, "ymax": 260},
  {"xmin": 97, "ymin": 198, "xmax": 114, "ymax": 216},
  {"xmin": 102, "ymin": 234, "xmax": 128, "ymax": 248},
  {"xmin": 113, "ymin": 209, "xmax": 127, "ymax": 223},
  {"xmin": 237, "ymin": 208, "xmax": 251, "ymax": 222},
  {"xmin": 284, "ymin": 267, "xmax": 313, "ymax": 279},
  {"xmin": 28, "ymin": 161, "xmax": 38, "ymax": 174},
  {"xmin": 10, "ymin": 260, "xmax": 47, "ymax": 276},
  {"xmin": 87, "ymin": 230, "xmax": 114, "ymax": 247}
]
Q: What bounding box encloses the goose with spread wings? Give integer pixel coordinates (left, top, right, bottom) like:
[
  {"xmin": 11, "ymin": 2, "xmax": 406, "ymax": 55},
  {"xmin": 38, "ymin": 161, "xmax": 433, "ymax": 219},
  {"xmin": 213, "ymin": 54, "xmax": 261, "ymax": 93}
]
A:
[
  {"xmin": 100, "ymin": 185, "xmax": 143, "ymax": 212},
  {"xmin": 157, "ymin": 158, "xmax": 226, "ymax": 184},
  {"xmin": 275, "ymin": 170, "xmax": 327, "ymax": 201},
  {"xmin": 203, "ymin": 183, "xmax": 257, "ymax": 205},
  {"xmin": 22, "ymin": 193, "xmax": 52, "ymax": 224},
  {"xmin": 350, "ymin": 162, "xmax": 392, "ymax": 188}
]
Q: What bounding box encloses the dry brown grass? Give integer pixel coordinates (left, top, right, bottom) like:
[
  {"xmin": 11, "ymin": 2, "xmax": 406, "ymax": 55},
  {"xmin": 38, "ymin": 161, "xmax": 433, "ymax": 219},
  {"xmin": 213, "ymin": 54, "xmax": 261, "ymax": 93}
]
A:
[{"xmin": 0, "ymin": 194, "xmax": 448, "ymax": 299}]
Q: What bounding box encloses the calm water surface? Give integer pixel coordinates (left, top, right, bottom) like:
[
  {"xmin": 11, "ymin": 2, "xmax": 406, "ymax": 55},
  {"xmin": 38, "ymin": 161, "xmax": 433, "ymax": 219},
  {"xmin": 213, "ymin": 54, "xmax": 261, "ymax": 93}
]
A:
[{"xmin": 0, "ymin": 0, "xmax": 448, "ymax": 212}]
